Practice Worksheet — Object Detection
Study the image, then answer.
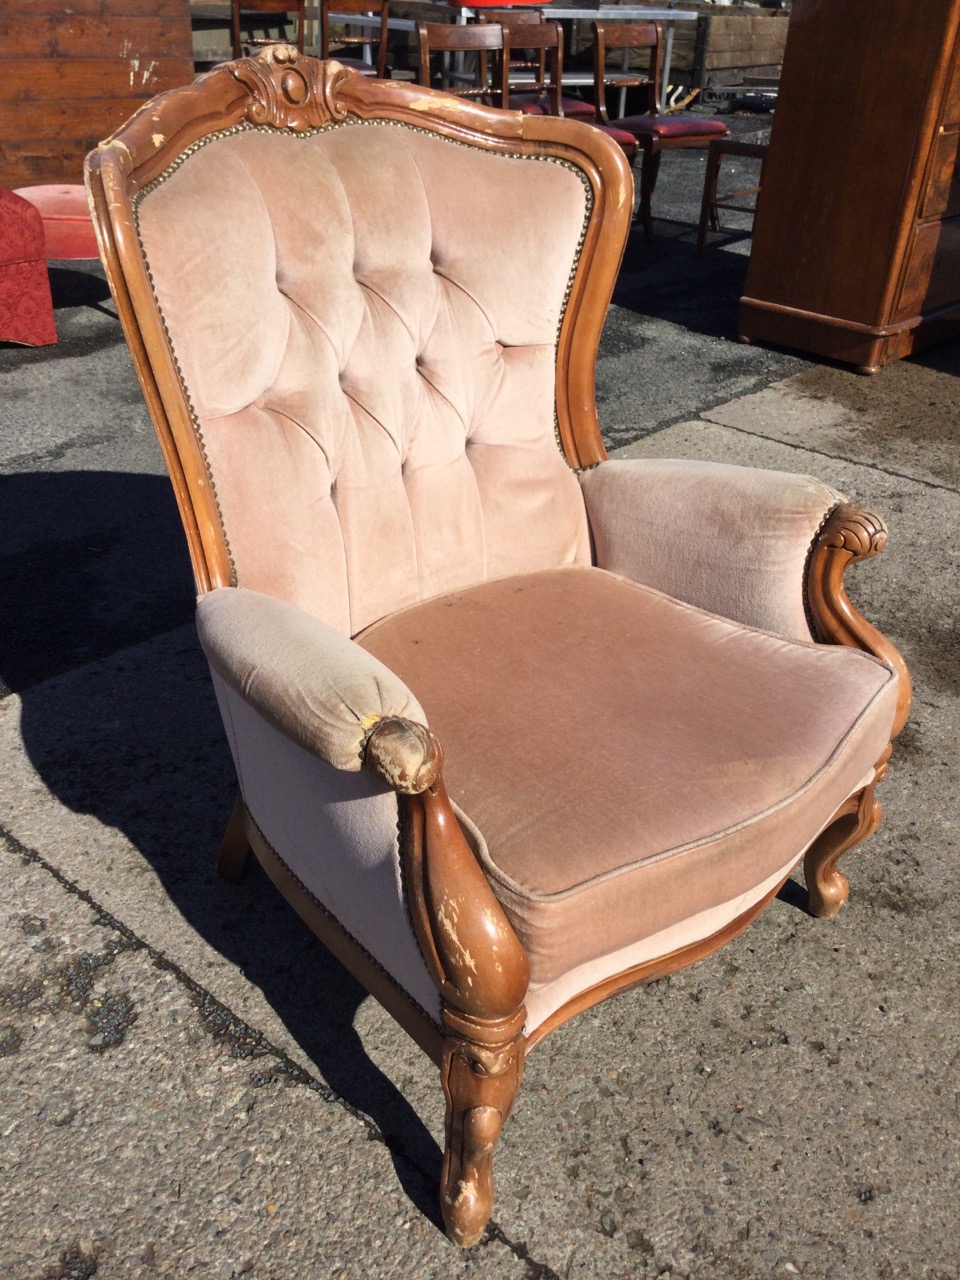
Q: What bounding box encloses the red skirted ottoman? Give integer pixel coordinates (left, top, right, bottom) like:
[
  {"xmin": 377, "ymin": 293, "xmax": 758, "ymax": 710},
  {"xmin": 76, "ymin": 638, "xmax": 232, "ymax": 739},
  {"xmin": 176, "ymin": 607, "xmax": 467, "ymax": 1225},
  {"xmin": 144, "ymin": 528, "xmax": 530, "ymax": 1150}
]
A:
[
  {"xmin": 13, "ymin": 184, "xmax": 100, "ymax": 260},
  {"xmin": 0, "ymin": 189, "xmax": 57, "ymax": 346}
]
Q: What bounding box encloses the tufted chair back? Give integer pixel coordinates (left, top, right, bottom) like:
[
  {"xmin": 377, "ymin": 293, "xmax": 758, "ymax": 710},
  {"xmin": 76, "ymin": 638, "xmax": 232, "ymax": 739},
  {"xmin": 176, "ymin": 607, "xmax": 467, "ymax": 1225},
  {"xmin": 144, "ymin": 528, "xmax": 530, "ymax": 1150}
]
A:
[{"xmin": 96, "ymin": 56, "xmax": 631, "ymax": 636}]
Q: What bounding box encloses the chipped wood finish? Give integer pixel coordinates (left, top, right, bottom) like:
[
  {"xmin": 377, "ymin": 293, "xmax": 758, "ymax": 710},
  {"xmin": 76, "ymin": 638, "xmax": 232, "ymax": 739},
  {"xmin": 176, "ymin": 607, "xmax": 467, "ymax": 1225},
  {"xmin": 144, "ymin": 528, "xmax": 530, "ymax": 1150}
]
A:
[
  {"xmin": 440, "ymin": 1008, "xmax": 525, "ymax": 1248},
  {"xmin": 0, "ymin": 0, "xmax": 193, "ymax": 187},
  {"xmin": 365, "ymin": 716, "xmax": 529, "ymax": 1244}
]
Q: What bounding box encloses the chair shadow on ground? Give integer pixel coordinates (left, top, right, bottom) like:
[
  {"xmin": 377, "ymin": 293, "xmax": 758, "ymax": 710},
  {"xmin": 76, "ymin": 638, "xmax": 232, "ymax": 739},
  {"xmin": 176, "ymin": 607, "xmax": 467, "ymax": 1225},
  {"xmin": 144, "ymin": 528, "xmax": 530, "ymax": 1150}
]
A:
[
  {"xmin": 614, "ymin": 218, "xmax": 755, "ymax": 342},
  {"xmin": 3, "ymin": 468, "xmax": 445, "ymax": 1231}
]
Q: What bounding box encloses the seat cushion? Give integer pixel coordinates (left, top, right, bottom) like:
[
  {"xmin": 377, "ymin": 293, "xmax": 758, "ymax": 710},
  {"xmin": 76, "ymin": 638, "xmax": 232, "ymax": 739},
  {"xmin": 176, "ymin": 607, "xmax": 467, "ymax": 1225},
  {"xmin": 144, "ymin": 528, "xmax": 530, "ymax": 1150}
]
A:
[
  {"xmin": 509, "ymin": 93, "xmax": 596, "ymax": 120},
  {"xmin": 616, "ymin": 112, "xmax": 728, "ymax": 141},
  {"xmin": 13, "ymin": 184, "xmax": 99, "ymax": 259},
  {"xmin": 357, "ymin": 566, "xmax": 897, "ymax": 1023},
  {"xmin": 591, "ymin": 124, "xmax": 639, "ymax": 156}
]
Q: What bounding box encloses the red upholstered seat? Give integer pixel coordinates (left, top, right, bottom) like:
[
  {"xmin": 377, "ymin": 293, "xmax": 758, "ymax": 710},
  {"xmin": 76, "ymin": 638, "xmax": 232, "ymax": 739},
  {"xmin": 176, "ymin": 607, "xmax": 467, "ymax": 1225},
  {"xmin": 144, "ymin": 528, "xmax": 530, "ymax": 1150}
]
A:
[
  {"xmin": 510, "ymin": 93, "xmax": 596, "ymax": 120},
  {"xmin": 591, "ymin": 19, "xmax": 728, "ymax": 235},
  {"xmin": 0, "ymin": 189, "xmax": 57, "ymax": 346},
  {"xmin": 593, "ymin": 123, "xmax": 639, "ymax": 159},
  {"xmin": 618, "ymin": 112, "xmax": 728, "ymax": 140},
  {"xmin": 13, "ymin": 184, "xmax": 99, "ymax": 260}
]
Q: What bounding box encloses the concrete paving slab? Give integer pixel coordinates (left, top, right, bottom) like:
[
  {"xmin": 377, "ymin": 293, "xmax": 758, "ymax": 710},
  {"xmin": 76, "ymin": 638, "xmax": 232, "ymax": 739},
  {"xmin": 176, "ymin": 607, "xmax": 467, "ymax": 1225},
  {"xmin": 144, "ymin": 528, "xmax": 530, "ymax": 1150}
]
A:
[
  {"xmin": 0, "ymin": 837, "xmax": 533, "ymax": 1280},
  {"xmin": 699, "ymin": 350, "xmax": 960, "ymax": 491}
]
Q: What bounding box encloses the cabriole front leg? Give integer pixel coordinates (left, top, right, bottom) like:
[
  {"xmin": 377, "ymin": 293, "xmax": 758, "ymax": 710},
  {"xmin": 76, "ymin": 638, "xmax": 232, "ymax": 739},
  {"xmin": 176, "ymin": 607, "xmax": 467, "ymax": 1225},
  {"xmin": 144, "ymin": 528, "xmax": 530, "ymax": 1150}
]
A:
[
  {"xmin": 804, "ymin": 770, "xmax": 885, "ymax": 918},
  {"xmin": 440, "ymin": 1008, "xmax": 525, "ymax": 1247}
]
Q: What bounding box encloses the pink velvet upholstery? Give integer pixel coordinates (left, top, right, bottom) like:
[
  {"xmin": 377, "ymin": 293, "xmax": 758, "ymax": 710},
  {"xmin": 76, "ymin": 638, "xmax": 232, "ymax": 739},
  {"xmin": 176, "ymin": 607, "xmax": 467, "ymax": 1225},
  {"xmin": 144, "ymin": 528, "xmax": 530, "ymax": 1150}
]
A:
[
  {"xmin": 197, "ymin": 587, "xmax": 425, "ymax": 771},
  {"xmin": 137, "ymin": 123, "xmax": 593, "ymax": 636},
  {"xmin": 581, "ymin": 458, "xmax": 844, "ymax": 641},
  {"xmin": 13, "ymin": 184, "xmax": 99, "ymax": 260},
  {"xmin": 358, "ymin": 567, "xmax": 898, "ymax": 1014},
  {"xmin": 87, "ymin": 57, "xmax": 908, "ymax": 1246},
  {"xmin": 0, "ymin": 189, "xmax": 57, "ymax": 346},
  {"xmin": 208, "ymin": 666, "xmax": 442, "ymax": 1022}
]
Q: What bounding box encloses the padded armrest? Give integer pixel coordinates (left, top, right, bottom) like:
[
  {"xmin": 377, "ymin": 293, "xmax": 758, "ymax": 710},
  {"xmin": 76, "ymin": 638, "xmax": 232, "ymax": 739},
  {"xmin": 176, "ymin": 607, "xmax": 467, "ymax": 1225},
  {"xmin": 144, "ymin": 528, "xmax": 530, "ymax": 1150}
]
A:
[
  {"xmin": 196, "ymin": 587, "xmax": 426, "ymax": 771},
  {"xmin": 580, "ymin": 458, "xmax": 844, "ymax": 642}
]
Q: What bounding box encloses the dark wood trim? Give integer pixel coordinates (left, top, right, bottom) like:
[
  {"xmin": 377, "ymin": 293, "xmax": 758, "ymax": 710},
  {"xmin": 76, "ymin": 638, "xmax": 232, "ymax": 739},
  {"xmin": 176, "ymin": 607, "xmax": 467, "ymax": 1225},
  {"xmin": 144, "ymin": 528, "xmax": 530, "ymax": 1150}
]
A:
[{"xmin": 738, "ymin": 0, "xmax": 960, "ymax": 370}]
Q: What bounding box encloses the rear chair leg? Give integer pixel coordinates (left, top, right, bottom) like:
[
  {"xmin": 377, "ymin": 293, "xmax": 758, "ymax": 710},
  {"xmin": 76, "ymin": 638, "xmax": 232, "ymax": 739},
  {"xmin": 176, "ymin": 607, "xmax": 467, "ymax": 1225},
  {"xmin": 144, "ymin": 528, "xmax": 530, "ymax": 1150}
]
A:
[{"xmin": 217, "ymin": 792, "xmax": 252, "ymax": 882}]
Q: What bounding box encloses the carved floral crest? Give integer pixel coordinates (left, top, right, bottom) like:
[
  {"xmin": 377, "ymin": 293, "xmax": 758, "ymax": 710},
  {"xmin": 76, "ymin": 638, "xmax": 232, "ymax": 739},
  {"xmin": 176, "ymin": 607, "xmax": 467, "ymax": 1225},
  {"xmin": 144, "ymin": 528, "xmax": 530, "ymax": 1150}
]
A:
[{"xmin": 228, "ymin": 46, "xmax": 351, "ymax": 130}]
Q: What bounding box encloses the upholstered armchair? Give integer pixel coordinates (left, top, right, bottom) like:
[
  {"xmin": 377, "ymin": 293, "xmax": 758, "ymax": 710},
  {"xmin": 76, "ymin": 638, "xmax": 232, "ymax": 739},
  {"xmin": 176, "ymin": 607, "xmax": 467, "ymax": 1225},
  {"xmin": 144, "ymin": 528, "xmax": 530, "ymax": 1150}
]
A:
[{"xmin": 86, "ymin": 49, "xmax": 910, "ymax": 1247}]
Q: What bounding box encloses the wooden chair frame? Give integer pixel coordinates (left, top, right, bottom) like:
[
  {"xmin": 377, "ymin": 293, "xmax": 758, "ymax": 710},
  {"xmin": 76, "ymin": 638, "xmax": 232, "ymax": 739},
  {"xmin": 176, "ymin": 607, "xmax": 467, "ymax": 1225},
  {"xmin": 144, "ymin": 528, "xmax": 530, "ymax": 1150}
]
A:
[
  {"xmin": 319, "ymin": 0, "xmax": 391, "ymax": 81},
  {"xmin": 500, "ymin": 18, "xmax": 565, "ymax": 117},
  {"xmin": 86, "ymin": 49, "xmax": 910, "ymax": 1247},
  {"xmin": 478, "ymin": 9, "xmax": 548, "ymax": 96},
  {"xmin": 695, "ymin": 133, "xmax": 769, "ymax": 256},
  {"xmin": 593, "ymin": 19, "xmax": 728, "ymax": 237},
  {"xmin": 416, "ymin": 20, "xmax": 504, "ymax": 103},
  {"xmin": 231, "ymin": 0, "xmax": 305, "ymax": 59}
]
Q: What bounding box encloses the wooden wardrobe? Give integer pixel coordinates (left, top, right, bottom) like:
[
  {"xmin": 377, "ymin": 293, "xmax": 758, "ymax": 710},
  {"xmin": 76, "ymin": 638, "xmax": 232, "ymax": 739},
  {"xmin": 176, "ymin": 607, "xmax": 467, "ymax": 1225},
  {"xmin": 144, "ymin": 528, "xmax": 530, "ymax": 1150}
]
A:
[{"xmin": 738, "ymin": 0, "xmax": 960, "ymax": 372}]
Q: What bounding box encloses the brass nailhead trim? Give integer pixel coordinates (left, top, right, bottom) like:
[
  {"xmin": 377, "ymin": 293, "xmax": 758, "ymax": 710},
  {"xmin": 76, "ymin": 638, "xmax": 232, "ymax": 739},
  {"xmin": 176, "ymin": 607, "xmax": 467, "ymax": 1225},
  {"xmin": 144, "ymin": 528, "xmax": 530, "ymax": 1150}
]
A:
[{"xmin": 134, "ymin": 116, "xmax": 596, "ymax": 563}]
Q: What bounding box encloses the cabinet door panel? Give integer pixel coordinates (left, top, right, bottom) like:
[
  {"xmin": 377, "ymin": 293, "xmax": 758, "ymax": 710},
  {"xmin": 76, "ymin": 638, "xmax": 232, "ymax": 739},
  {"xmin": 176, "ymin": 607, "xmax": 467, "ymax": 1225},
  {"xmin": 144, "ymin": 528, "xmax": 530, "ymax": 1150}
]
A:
[
  {"xmin": 944, "ymin": 55, "xmax": 960, "ymax": 126},
  {"xmin": 897, "ymin": 217, "xmax": 960, "ymax": 318},
  {"xmin": 922, "ymin": 129, "xmax": 960, "ymax": 219}
]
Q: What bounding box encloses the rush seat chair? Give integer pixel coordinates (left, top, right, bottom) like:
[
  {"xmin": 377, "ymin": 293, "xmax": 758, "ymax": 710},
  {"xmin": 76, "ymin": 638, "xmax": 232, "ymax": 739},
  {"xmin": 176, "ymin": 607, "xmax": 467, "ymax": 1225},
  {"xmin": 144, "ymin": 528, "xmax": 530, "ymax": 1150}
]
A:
[{"xmin": 85, "ymin": 49, "xmax": 910, "ymax": 1248}]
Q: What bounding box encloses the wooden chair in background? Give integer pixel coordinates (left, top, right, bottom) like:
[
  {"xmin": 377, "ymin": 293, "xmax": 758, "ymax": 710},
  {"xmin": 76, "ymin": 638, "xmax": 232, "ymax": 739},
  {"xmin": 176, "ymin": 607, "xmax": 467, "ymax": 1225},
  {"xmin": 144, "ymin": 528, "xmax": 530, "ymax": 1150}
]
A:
[
  {"xmin": 231, "ymin": 0, "xmax": 305, "ymax": 58},
  {"xmin": 320, "ymin": 0, "xmax": 391, "ymax": 80},
  {"xmin": 478, "ymin": 10, "xmax": 594, "ymax": 119},
  {"xmin": 416, "ymin": 20, "xmax": 504, "ymax": 103},
  {"xmin": 593, "ymin": 20, "xmax": 728, "ymax": 237},
  {"xmin": 695, "ymin": 131, "xmax": 770, "ymax": 256}
]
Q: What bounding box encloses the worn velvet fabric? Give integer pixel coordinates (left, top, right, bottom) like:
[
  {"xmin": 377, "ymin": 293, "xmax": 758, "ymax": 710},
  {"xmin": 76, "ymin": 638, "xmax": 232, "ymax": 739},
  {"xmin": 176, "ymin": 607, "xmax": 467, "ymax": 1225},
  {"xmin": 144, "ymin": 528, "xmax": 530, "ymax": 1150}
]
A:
[
  {"xmin": 359, "ymin": 567, "xmax": 897, "ymax": 1006},
  {"xmin": 136, "ymin": 112, "xmax": 898, "ymax": 1031},
  {"xmin": 197, "ymin": 587, "xmax": 425, "ymax": 772},
  {"xmin": 137, "ymin": 122, "xmax": 592, "ymax": 636},
  {"xmin": 581, "ymin": 458, "xmax": 843, "ymax": 641},
  {"xmin": 617, "ymin": 113, "xmax": 727, "ymax": 141},
  {"xmin": 210, "ymin": 669, "xmax": 441, "ymax": 1023}
]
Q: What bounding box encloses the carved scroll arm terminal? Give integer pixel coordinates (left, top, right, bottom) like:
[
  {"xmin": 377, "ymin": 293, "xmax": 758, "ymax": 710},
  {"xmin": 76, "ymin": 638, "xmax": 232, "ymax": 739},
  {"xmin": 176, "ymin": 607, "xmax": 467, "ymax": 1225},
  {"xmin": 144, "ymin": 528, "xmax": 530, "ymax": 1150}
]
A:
[{"xmin": 806, "ymin": 502, "xmax": 912, "ymax": 736}]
